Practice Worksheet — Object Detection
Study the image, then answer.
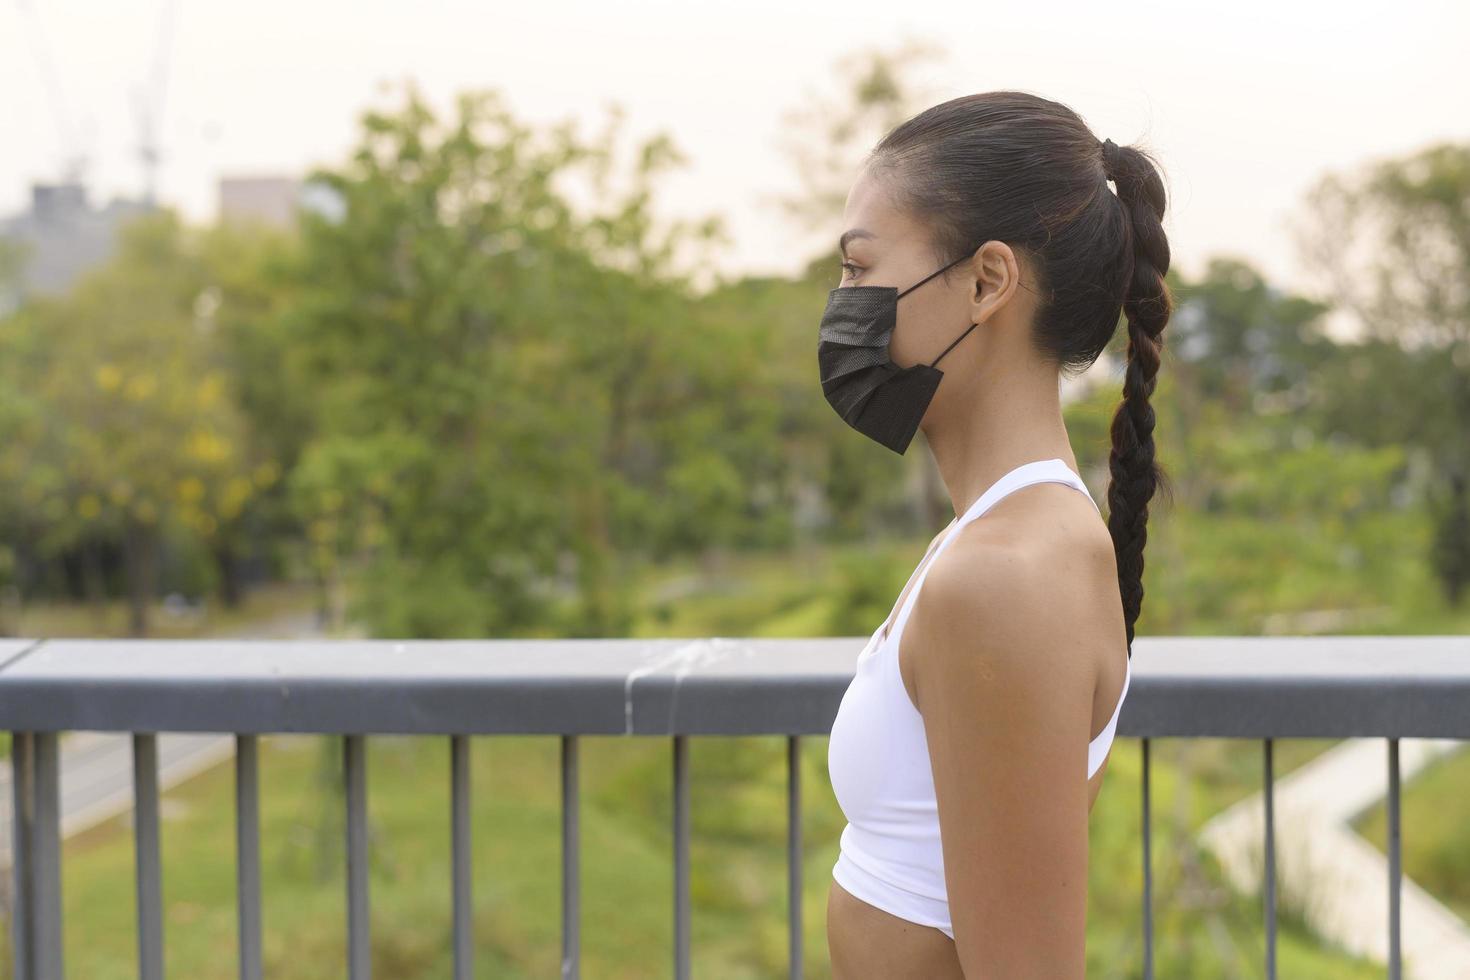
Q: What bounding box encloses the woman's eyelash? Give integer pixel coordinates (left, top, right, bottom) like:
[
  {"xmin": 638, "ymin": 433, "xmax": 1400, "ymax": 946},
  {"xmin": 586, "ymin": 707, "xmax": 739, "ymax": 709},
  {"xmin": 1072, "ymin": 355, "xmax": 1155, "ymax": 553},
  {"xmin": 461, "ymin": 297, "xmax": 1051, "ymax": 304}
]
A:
[{"xmin": 840, "ymin": 261, "xmax": 861, "ymax": 278}]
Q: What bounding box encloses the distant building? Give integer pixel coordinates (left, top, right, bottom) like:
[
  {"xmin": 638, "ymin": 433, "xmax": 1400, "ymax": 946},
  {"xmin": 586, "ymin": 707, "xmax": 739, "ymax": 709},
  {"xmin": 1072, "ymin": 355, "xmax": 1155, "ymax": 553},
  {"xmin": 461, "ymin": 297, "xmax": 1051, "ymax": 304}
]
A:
[
  {"xmin": 218, "ymin": 175, "xmax": 303, "ymax": 229},
  {"xmin": 0, "ymin": 182, "xmax": 154, "ymax": 313}
]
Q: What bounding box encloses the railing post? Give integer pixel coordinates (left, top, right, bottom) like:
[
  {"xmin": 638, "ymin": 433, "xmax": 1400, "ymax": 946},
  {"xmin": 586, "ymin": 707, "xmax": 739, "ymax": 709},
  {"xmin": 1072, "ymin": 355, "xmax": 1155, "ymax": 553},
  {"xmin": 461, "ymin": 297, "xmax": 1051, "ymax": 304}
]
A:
[
  {"xmin": 1263, "ymin": 737, "xmax": 1276, "ymax": 980},
  {"xmin": 1387, "ymin": 737, "xmax": 1401, "ymax": 980},
  {"xmin": 561, "ymin": 734, "xmax": 580, "ymax": 980},
  {"xmin": 787, "ymin": 734, "xmax": 803, "ymax": 980},
  {"xmin": 10, "ymin": 731, "xmax": 64, "ymax": 980},
  {"xmin": 236, "ymin": 734, "xmax": 262, "ymax": 980},
  {"xmin": 344, "ymin": 734, "xmax": 370, "ymax": 980},
  {"xmin": 673, "ymin": 735, "xmax": 689, "ymax": 980},
  {"xmin": 9, "ymin": 731, "xmax": 34, "ymax": 980},
  {"xmin": 450, "ymin": 734, "xmax": 473, "ymax": 980},
  {"xmin": 133, "ymin": 732, "xmax": 164, "ymax": 980},
  {"xmin": 1141, "ymin": 736, "xmax": 1152, "ymax": 980},
  {"xmin": 35, "ymin": 731, "xmax": 63, "ymax": 980}
]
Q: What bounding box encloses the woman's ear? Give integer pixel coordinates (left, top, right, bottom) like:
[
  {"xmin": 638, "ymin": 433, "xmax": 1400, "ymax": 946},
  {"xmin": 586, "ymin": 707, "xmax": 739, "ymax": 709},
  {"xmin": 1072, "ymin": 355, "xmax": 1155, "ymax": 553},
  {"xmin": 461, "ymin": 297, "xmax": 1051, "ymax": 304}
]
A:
[{"xmin": 970, "ymin": 241, "xmax": 1022, "ymax": 324}]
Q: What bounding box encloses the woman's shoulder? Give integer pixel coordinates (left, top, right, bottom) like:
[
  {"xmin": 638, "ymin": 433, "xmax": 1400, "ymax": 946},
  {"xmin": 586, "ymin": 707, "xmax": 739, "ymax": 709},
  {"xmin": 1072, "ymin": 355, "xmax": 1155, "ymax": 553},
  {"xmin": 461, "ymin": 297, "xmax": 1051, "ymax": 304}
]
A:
[
  {"xmin": 911, "ymin": 495, "xmax": 1117, "ymax": 666},
  {"xmin": 947, "ymin": 482, "xmax": 1115, "ymax": 585}
]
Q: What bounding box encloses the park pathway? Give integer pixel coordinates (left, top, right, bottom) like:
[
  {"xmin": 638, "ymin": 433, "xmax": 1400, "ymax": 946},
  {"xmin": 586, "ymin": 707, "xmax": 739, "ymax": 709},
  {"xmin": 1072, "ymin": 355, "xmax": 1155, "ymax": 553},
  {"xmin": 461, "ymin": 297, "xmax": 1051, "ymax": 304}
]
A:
[{"xmin": 1200, "ymin": 736, "xmax": 1470, "ymax": 979}]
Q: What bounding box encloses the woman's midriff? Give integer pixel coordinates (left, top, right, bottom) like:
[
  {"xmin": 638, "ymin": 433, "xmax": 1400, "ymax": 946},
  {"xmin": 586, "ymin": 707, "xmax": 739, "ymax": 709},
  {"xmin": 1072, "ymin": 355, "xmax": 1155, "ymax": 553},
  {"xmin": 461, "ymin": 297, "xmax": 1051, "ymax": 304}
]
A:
[
  {"xmin": 826, "ymin": 767, "xmax": 1110, "ymax": 977},
  {"xmin": 826, "ymin": 876, "xmax": 967, "ymax": 980}
]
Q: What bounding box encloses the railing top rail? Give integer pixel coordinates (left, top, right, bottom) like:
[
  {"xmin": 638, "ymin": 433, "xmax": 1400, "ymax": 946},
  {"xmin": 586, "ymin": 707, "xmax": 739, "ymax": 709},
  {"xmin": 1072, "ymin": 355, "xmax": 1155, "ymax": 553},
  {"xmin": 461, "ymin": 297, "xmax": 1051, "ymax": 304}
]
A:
[{"xmin": 0, "ymin": 635, "xmax": 1467, "ymax": 737}]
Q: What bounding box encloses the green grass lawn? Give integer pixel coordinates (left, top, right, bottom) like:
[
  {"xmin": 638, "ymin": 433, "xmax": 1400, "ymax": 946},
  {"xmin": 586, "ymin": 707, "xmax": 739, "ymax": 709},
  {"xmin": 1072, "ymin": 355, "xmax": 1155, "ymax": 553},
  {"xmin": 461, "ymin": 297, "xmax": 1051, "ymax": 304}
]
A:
[
  {"xmin": 7, "ymin": 580, "xmax": 319, "ymax": 641},
  {"xmin": 0, "ymin": 730, "xmax": 1388, "ymax": 980},
  {"xmin": 20, "ymin": 732, "xmax": 849, "ymax": 979}
]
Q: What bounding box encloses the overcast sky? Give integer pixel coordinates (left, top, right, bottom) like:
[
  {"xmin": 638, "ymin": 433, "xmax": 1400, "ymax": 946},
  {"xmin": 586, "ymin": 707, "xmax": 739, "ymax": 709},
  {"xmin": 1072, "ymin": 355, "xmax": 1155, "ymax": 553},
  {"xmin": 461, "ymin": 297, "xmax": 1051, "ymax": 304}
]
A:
[{"xmin": 3, "ymin": 0, "xmax": 1465, "ymax": 320}]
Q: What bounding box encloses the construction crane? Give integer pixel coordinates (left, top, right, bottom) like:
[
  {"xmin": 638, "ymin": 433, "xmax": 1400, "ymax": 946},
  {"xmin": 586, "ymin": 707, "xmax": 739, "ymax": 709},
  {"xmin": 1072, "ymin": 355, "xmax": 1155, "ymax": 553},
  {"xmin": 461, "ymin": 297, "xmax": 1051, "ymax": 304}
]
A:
[
  {"xmin": 14, "ymin": 0, "xmax": 178, "ymax": 204},
  {"xmin": 13, "ymin": 0, "xmax": 90, "ymax": 184},
  {"xmin": 134, "ymin": 0, "xmax": 178, "ymax": 206}
]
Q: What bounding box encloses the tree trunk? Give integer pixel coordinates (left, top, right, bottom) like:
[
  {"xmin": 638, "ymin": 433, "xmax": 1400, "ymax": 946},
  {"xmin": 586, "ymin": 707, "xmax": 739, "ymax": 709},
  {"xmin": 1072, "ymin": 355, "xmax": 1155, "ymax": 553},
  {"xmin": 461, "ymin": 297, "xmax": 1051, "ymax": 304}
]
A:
[
  {"xmin": 123, "ymin": 519, "xmax": 157, "ymax": 637},
  {"xmin": 1431, "ymin": 363, "xmax": 1470, "ymax": 607},
  {"xmin": 214, "ymin": 538, "xmax": 244, "ymax": 608},
  {"xmin": 1432, "ymin": 468, "xmax": 1469, "ymax": 607},
  {"xmin": 83, "ymin": 537, "xmax": 108, "ymax": 633}
]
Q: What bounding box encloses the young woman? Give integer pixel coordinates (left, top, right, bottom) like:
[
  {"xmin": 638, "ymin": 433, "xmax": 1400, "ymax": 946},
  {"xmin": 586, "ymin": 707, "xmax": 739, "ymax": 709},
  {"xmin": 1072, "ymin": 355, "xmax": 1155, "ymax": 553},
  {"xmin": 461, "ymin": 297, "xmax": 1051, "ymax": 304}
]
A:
[{"xmin": 823, "ymin": 91, "xmax": 1173, "ymax": 978}]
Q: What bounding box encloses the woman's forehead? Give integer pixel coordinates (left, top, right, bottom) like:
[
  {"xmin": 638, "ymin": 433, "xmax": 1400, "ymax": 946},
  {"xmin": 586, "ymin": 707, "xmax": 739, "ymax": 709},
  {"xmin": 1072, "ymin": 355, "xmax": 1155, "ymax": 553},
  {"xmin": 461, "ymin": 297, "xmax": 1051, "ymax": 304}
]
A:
[
  {"xmin": 843, "ymin": 170, "xmax": 920, "ymax": 250},
  {"xmin": 843, "ymin": 170, "xmax": 890, "ymax": 226}
]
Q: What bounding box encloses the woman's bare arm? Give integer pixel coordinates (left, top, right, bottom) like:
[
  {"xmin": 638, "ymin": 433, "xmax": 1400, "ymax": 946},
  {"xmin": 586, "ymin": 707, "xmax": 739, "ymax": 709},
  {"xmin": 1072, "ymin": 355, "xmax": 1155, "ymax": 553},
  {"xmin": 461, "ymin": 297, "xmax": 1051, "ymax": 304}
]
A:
[{"xmin": 907, "ymin": 531, "xmax": 1095, "ymax": 979}]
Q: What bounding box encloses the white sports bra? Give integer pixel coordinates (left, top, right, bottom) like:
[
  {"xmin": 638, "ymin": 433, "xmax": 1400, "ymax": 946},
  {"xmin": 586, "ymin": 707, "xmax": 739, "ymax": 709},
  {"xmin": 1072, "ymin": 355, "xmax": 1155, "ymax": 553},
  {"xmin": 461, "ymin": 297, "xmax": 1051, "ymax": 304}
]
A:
[{"xmin": 827, "ymin": 457, "xmax": 1131, "ymax": 940}]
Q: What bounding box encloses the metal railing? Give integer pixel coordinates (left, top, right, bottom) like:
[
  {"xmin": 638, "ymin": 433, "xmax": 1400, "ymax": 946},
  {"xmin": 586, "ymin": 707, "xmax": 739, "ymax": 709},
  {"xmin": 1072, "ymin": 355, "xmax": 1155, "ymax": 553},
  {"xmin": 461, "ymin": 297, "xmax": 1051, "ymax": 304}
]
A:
[{"xmin": 3, "ymin": 634, "xmax": 1468, "ymax": 980}]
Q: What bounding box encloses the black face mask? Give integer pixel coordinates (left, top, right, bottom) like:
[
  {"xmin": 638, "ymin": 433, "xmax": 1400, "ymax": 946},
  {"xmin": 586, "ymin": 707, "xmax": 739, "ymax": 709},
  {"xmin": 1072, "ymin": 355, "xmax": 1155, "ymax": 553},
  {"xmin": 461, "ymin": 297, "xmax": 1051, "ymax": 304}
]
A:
[{"xmin": 817, "ymin": 253, "xmax": 979, "ymax": 455}]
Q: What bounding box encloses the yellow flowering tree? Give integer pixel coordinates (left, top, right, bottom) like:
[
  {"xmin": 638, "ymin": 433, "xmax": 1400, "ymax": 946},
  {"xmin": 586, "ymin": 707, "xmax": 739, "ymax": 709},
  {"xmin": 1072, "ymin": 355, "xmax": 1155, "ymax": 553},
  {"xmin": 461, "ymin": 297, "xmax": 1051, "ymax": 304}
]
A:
[{"xmin": 0, "ymin": 211, "xmax": 277, "ymax": 635}]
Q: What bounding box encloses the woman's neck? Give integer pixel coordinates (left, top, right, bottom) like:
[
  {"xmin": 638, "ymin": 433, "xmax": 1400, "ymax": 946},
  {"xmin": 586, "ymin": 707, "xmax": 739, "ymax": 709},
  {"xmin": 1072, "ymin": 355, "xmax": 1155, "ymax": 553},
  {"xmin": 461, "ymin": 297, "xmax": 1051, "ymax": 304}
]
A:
[{"xmin": 922, "ymin": 366, "xmax": 1076, "ymax": 521}]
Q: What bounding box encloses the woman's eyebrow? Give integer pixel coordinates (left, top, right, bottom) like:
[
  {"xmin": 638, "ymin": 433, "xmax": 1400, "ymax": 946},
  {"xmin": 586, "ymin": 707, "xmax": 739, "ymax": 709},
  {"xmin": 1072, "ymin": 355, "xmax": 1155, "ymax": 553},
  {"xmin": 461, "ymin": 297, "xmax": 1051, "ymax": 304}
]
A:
[{"xmin": 839, "ymin": 228, "xmax": 875, "ymax": 255}]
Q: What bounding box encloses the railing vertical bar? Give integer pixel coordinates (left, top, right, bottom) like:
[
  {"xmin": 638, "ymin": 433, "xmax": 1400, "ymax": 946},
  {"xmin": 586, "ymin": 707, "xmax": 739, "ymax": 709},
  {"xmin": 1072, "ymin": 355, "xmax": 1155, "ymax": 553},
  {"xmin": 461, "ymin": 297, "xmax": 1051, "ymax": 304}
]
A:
[
  {"xmin": 450, "ymin": 735, "xmax": 473, "ymax": 980},
  {"xmin": 235, "ymin": 734, "xmax": 262, "ymax": 980},
  {"xmin": 1263, "ymin": 737, "xmax": 1276, "ymax": 980},
  {"xmin": 1141, "ymin": 736, "xmax": 1152, "ymax": 980},
  {"xmin": 344, "ymin": 734, "xmax": 370, "ymax": 980},
  {"xmin": 133, "ymin": 733, "xmax": 164, "ymax": 980},
  {"xmin": 561, "ymin": 734, "xmax": 580, "ymax": 980},
  {"xmin": 787, "ymin": 734, "xmax": 803, "ymax": 980},
  {"xmin": 32, "ymin": 731, "xmax": 64, "ymax": 980},
  {"xmin": 9, "ymin": 731, "xmax": 34, "ymax": 980},
  {"xmin": 673, "ymin": 735, "xmax": 690, "ymax": 980},
  {"xmin": 1387, "ymin": 737, "xmax": 1401, "ymax": 980}
]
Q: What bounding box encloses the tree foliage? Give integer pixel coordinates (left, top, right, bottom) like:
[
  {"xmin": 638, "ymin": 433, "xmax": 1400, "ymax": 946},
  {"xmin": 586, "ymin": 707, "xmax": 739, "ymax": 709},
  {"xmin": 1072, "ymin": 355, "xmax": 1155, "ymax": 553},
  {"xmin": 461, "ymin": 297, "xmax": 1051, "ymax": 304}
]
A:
[{"xmin": 1294, "ymin": 142, "xmax": 1470, "ymax": 603}]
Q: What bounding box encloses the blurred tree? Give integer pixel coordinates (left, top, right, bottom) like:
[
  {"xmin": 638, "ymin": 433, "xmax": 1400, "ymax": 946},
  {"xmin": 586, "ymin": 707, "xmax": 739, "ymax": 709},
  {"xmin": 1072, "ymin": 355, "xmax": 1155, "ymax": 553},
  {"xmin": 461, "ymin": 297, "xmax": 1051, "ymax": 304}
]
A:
[
  {"xmin": 0, "ymin": 212, "xmax": 267, "ymax": 634},
  {"xmin": 1167, "ymin": 257, "xmax": 1331, "ymax": 416},
  {"xmin": 282, "ymin": 82, "xmax": 790, "ymax": 638},
  {"xmin": 192, "ymin": 219, "xmax": 301, "ymax": 607},
  {"xmin": 1293, "ymin": 143, "xmax": 1470, "ymax": 603},
  {"xmin": 0, "ymin": 298, "xmax": 44, "ymax": 631}
]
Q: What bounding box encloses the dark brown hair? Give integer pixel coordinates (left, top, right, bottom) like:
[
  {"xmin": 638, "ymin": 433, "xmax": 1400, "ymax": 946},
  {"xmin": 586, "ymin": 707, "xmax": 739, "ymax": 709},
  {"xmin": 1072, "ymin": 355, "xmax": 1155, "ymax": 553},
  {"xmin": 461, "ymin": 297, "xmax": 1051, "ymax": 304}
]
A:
[{"xmin": 867, "ymin": 90, "xmax": 1174, "ymax": 657}]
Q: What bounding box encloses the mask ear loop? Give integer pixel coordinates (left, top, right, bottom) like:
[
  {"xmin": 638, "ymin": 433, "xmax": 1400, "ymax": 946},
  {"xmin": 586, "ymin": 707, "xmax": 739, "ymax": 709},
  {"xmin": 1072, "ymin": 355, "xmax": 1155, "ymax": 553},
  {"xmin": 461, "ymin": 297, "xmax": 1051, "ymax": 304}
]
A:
[
  {"xmin": 896, "ymin": 249, "xmax": 982, "ymax": 367},
  {"xmin": 896, "ymin": 251, "xmax": 974, "ymax": 299},
  {"xmin": 928, "ymin": 321, "xmax": 979, "ymax": 368}
]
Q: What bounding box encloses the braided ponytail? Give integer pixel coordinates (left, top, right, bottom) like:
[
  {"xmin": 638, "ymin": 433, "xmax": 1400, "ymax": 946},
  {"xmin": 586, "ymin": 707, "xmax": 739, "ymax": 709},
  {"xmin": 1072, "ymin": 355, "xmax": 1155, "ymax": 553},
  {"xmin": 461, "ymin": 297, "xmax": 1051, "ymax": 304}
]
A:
[{"xmin": 1100, "ymin": 138, "xmax": 1174, "ymax": 657}]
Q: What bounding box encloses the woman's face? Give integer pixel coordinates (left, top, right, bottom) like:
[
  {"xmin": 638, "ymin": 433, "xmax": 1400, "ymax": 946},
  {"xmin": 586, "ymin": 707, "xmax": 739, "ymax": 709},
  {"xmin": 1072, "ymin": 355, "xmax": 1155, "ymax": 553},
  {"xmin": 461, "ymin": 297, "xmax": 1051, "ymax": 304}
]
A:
[
  {"xmin": 838, "ymin": 168, "xmax": 990, "ymax": 371},
  {"xmin": 840, "ymin": 168, "xmax": 1034, "ymax": 382}
]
